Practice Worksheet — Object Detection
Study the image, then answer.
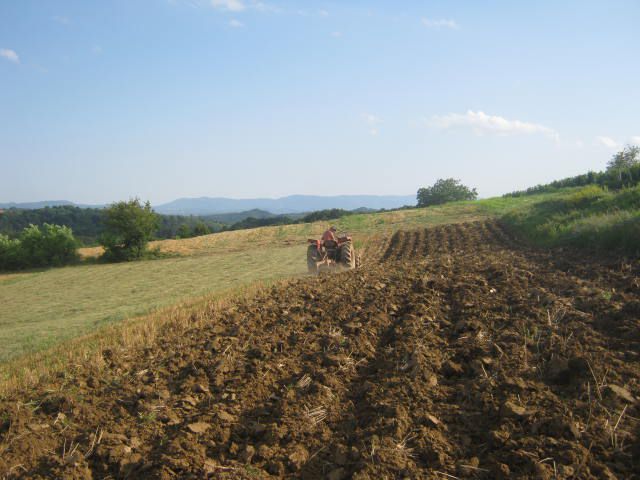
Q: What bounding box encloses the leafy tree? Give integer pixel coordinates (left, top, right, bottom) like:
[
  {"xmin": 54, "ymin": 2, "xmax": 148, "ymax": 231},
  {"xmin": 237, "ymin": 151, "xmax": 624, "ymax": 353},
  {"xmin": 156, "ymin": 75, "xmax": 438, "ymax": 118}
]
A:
[
  {"xmin": 0, "ymin": 224, "xmax": 78, "ymax": 271},
  {"xmin": 417, "ymin": 178, "xmax": 478, "ymax": 207},
  {"xmin": 177, "ymin": 224, "xmax": 191, "ymax": 239},
  {"xmin": 607, "ymin": 145, "xmax": 640, "ymax": 182},
  {"xmin": 20, "ymin": 223, "xmax": 78, "ymax": 267},
  {"xmin": 192, "ymin": 222, "xmax": 211, "ymax": 237},
  {"xmin": 0, "ymin": 234, "xmax": 23, "ymax": 270},
  {"xmin": 100, "ymin": 199, "xmax": 159, "ymax": 261}
]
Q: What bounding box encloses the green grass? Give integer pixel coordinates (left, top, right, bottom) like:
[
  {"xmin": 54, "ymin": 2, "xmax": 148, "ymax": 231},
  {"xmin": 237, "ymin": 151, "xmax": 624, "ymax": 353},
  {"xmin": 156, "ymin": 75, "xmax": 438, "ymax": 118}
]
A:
[
  {"xmin": 0, "ymin": 245, "xmax": 306, "ymax": 362},
  {"xmin": 503, "ymin": 184, "xmax": 640, "ymax": 253}
]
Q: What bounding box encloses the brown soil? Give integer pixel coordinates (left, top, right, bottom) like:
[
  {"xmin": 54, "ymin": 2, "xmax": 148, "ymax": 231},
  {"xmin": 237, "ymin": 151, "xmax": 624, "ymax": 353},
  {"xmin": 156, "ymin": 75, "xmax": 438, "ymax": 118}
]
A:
[{"xmin": 1, "ymin": 221, "xmax": 639, "ymax": 479}]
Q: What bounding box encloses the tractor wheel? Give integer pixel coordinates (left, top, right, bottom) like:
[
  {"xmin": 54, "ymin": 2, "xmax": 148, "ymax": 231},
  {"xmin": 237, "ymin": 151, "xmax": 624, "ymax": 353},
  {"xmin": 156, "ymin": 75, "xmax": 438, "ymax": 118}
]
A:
[
  {"xmin": 339, "ymin": 241, "xmax": 356, "ymax": 269},
  {"xmin": 307, "ymin": 244, "xmax": 320, "ymax": 274},
  {"xmin": 355, "ymin": 251, "xmax": 362, "ymax": 269}
]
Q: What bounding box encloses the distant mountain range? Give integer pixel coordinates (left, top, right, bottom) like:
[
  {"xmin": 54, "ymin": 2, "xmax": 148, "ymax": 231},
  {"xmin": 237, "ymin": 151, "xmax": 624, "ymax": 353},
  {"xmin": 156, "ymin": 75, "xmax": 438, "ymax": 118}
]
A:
[
  {"xmin": 1, "ymin": 195, "xmax": 416, "ymax": 216},
  {"xmin": 154, "ymin": 195, "xmax": 416, "ymax": 215},
  {"xmin": 0, "ymin": 200, "xmax": 103, "ymax": 210}
]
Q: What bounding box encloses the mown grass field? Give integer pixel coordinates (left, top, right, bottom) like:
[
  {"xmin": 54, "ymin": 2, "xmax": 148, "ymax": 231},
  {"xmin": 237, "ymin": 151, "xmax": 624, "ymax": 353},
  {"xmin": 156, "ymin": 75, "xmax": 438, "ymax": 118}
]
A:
[
  {"xmin": 0, "ymin": 191, "xmax": 560, "ymax": 380},
  {"xmin": 0, "ymin": 246, "xmax": 305, "ymax": 363}
]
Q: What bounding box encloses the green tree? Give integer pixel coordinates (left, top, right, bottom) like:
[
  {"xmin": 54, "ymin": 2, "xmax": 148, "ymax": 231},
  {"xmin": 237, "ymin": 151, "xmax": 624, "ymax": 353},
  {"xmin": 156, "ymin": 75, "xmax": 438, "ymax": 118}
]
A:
[
  {"xmin": 0, "ymin": 234, "xmax": 23, "ymax": 270},
  {"xmin": 607, "ymin": 145, "xmax": 640, "ymax": 182},
  {"xmin": 20, "ymin": 224, "xmax": 78, "ymax": 267},
  {"xmin": 177, "ymin": 224, "xmax": 191, "ymax": 239},
  {"xmin": 417, "ymin": 178, "xmax": 478, "ymax": 207},
  {"xmin": 100, "ymin": 199, "xmax": 159, "ymax": 261},
  {"xmin": 192, "ymin": 222, "xmax": 211, "ymax": 237}
]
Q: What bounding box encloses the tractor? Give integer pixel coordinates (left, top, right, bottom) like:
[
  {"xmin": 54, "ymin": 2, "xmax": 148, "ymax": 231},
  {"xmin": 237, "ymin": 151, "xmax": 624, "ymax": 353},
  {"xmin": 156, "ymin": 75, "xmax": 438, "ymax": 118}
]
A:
[{"xmin": 307, "ymin": 232, "xmax": 360, "ymax": 274}]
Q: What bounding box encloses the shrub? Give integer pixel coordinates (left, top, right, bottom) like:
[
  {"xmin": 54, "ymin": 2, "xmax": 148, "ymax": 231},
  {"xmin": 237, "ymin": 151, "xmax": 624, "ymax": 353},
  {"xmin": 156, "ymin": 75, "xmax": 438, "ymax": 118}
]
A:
[
  {"xmin": 0, "ymin": 234, "xmax": 23, "ymax": 270},
  {"xmin": 100, "ymin": 199, "xmax": 159, "ymax": 261},
  {"xmin": 0, "ymin": 224, "xmax": 78, "ymax": 271},
  {"xmin": 20, "ymin": 224, "xmax": 79, "ymax": 267},
  {"xmin": 564, "ymin": 185, "xmax": 607, "ymax": 208}
]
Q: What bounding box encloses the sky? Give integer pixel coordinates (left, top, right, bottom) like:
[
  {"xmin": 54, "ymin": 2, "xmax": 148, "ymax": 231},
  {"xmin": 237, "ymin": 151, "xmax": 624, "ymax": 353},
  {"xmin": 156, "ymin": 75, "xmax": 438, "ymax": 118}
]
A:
[{"xmin": 1, "ymin": 0, "xmax": 639, "ymax": 204}]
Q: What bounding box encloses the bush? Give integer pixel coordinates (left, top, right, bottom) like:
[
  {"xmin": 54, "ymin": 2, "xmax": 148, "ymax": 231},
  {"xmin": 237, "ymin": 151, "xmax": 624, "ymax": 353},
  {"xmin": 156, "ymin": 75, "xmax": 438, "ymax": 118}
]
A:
[
  {"xmin": 0, "ymin": 234, "xmax": 24, "ymax": 270},
  {"xmin": 564, "ymin": 185, "xmax": 607, "ymax": 208},
  {"xmin": 417, "ymin": 178, "xmax": 478, "ymax": 207},
  {"xmin": 0, "ymin": 224, "xmax": 78, "ymax": 271},
  {"xmin": 20, "ymin": 224, "xmax": 79, "ymax": 267},
  {"xmin": 100, "ymin": 199, "xmax": 159, "ymax": 261}
]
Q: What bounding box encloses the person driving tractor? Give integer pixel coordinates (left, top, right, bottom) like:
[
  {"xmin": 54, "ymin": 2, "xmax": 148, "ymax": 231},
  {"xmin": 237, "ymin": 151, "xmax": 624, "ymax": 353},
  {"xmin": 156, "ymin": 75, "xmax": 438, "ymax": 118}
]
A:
[
  {"xmin": 322, "ymin": 226, "xmax": 338, "ymax": 243},
  {"xmin": 307, "ymin": 226, "xmax": 359, "ymax": 273}
]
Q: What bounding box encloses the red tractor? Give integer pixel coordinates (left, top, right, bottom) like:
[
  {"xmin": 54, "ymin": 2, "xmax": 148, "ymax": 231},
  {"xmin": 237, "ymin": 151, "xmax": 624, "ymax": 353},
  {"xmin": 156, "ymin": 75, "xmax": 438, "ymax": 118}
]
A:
[{"xmin": 307, "ymin": 232, "xmax": 360, "ymax": 274}]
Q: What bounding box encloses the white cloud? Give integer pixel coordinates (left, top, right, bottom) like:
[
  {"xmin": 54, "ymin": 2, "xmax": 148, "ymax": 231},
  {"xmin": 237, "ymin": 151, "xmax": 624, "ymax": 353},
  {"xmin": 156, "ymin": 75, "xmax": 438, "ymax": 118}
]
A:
[
  {"xmin": 229, "ymin": 18, "xmax": 244, "ymax": 27},
  {"xmin": 630, "ymin": 136, "xmax": 640, "ymax": 145},
  {"xmin": 331, "ymin": 31, "xmax": 342, "ymax": 38},
  {"xmin": 0, "ymin": 48, "xmax": 19, "ymax": 63},
  {"xmin": 595, "ymin": 136, "xmax": 619, "ymax": 149},
  {"xmin": 211, "ymin": 0, "xmax": 245, "ymax": 12},
  {"xmin": 92, "ymin": 45, "xmax": 103, "ymax": 55},
  {"xmin": 318, "ymin": 9, "xmax": 329, "ymax": 17},
  {"xmin": 363, "ymin": 113, "xmax": 381, "ymax": 136},
  {"xmin": 429, "ymin": 110, "xmax": 558, "ymax": 140},
  {"xmin": 421, "ymin": 18, "xmax": 459, "ymax": 29}
]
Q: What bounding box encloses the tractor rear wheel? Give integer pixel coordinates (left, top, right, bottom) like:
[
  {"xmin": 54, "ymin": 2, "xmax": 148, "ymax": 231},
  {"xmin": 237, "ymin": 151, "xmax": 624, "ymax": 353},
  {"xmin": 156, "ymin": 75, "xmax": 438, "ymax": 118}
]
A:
[
  {"xmin": 307, "ymin": 244, "xmax": 320, "ymax": 274},
  {"xmin": 339, "ymin": 241, "xmax": 356, "ymax": 269}
]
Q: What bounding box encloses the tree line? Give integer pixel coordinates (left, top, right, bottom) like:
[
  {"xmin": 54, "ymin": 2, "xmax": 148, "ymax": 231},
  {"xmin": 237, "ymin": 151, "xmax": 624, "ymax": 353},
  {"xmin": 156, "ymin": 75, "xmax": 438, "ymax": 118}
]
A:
[
  {"xmin": 504, "ymin": 145, "xmax": 640, "ymax": 197},
  {"xmin": 0, "ymin": 205, "xmax": 225, "ymax": 245},
  {"xmin": 0, "ymin": 201, "xmax": 384, "ymax": 271},
  {"xmin": 0, "ymin": 199, "xmax": 160, "ymax": 270}
]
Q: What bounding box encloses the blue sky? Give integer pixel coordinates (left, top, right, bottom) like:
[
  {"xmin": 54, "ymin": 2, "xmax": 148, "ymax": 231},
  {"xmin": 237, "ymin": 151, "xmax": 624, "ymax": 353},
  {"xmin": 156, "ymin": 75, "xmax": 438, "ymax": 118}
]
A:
[{"xmin": 1, "ymin": 0, "xmax": 639, "ymax": 204}]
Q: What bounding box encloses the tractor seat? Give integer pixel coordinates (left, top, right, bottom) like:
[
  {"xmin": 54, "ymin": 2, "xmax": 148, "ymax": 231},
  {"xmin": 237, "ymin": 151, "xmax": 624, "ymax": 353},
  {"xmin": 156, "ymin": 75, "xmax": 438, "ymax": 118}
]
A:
[{"xmin": 323, "ymin": 240, "xmax": 338, "ymax": 249}]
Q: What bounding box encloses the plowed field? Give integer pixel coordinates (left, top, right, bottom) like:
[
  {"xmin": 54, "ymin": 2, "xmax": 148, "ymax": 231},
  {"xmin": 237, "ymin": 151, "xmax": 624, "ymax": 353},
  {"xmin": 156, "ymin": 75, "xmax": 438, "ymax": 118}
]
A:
[{"xmin": 1, "ymin": 221, "xmax": 639, "ymax": 479}]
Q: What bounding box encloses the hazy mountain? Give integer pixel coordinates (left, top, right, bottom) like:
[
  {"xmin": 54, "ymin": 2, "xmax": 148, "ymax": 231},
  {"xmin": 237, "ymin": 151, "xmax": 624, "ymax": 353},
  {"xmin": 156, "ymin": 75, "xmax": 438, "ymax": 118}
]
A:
[
  {"xmin": 0, "ymin": 200, "xmax": 75, "ymax": 210},
  {"xmin": 201, "ymin": 209, "xmax": 279, "ymax": 224},
  {"xmin": 1, "ymin": 195, "xmax": 416, "ymax": 216},
  {"xmin": 154, "ymin": 195, "xmax": 416, "ymax": 215},
  {"xmin": 0, "ymin": 200, "xmax": 103, "ymax": 210}
]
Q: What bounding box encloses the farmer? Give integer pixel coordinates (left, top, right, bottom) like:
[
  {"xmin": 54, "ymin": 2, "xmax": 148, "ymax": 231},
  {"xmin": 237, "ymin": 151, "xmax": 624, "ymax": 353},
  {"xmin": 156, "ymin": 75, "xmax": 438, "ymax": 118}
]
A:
[{"xmin": 322, "ymin": 226, "xmax": 338, "ymax": 243}]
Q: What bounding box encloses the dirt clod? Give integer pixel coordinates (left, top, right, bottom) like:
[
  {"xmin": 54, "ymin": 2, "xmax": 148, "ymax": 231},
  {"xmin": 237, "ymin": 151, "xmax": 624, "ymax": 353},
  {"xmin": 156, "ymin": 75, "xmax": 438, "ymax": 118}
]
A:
[
  {"xmin": 187, "ymin": 422, "xmax": 211, "ymax": 433},
  {"xmin": 500, "ymin": 400, "xmax": 529, "ymax": 418}
]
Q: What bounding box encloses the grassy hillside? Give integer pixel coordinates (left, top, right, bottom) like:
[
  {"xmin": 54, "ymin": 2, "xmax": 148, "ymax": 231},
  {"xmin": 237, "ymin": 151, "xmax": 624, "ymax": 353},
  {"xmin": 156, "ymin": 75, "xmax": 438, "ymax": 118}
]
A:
[
  {"xmin": 0, "ymin": 245, "xmax": 305, "ymax": 362},
  {"xmin": 504, "ymin": 184, "xmax": 640, "ymax": 253}
]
